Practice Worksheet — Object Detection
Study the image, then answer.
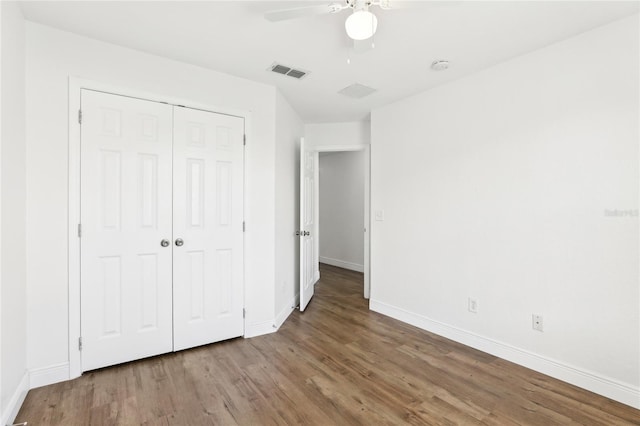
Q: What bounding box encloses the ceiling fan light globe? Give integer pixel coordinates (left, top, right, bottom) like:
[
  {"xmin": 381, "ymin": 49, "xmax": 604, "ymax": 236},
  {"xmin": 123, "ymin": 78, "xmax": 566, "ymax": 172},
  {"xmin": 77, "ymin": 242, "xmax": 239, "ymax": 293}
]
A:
[{"xmin": 345, "ymin": 10, "xmax": 378, "ymax": 40}]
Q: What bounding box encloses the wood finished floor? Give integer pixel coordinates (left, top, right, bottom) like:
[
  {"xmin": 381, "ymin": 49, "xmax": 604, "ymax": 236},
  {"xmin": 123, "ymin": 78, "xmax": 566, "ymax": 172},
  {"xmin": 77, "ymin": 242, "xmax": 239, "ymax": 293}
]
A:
[{"xmin": 17, "ymin": 264, "xmax": 640, "ymax": 425}]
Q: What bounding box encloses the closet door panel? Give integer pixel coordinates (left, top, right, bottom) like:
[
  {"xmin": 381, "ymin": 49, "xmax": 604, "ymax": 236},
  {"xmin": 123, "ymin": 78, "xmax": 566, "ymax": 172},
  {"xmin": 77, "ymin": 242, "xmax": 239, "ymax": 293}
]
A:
[
  {"xmin": 173, "ymin": 107, "xmax": 244, "ymax": 351},
  {"xmin": 80, "ymin": 90, "xmax": 174, "ymax": 371}
]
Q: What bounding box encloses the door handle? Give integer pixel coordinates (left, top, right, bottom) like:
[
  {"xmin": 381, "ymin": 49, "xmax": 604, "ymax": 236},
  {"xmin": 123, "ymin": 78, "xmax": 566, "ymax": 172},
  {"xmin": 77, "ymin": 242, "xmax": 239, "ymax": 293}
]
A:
[
  {"xmin": 160, "ymin": 239, "xmax": 170, "ymax": 247},
  {"xmin": 304, "ymin": 231, "xmax": 310, "ymax": 236},
  {"xmin": 175, "ymin": 238, "xmax": 184, "ymax": 247}
]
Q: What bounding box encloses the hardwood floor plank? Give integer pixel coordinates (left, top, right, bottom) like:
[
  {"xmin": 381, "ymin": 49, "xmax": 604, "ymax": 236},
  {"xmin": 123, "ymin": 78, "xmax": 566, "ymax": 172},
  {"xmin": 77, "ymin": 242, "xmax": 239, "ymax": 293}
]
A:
[{"xmin": 15, "ymin": 263, "xmax": 640, "ymax": 425}]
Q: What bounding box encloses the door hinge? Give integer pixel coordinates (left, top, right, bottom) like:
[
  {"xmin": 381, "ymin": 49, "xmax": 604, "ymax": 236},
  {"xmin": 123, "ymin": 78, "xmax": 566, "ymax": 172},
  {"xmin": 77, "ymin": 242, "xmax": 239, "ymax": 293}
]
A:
[
  {"xmin": 243, "ymin": 134, "xmax": 246, "ymax": 146},
  {"xmin": 78, "ymin": 337, "xmax": 83, "ymax": 351},
  {"xmin": 77, "ymin": 223, "xmax": 82, "ymax": 238},
  {"xmin": 243, "ymin": 308, "xmax": 246, "ymax": 318},
  {"xmin": 242, "ymin": 221, "xmax": 245, "ymax": 232},
  {"xmin": 78, "ymin": 109, "xmax": 82, "ymax": 124}
]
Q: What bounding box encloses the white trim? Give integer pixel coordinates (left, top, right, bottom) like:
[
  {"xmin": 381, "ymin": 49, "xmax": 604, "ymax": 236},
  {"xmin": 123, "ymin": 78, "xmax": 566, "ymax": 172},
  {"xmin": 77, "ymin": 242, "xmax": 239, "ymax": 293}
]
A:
[
  {"xmin": 68, "ymin": 77, "xmax": 82, "ymax": 380},
  {"xmin": 29, "ymin": 362, "xmax": 70, "ymax": 389},
  {"xmin": 319, "ymin": 256, "xmax": 364, "ymax": 273},
  {"xmin": 275, "ymin": 292, "xmax": 299, "ymax": 329},
  {"xmin": 68, "ymin": 77, "xmax": 251, "ymax": 378},
  {"xmin": 363, "ymin": 144, "xmax": 370, "ymax": 299},
  {"xmin": 0, "ymin": 2, "xmax": 2, "ymax": 416},
  {"xmin": 0, "ymin": 371, "xmax": 29, "ymax": 426},
  {"xmin": 313, "ymin": 144, "xmax": 367, "ymax": 152},
  {"xmin": 244, "ymin": 320, "xmax": 277, "ymax": 338},
  {"xmin": 313, "ymin": 150, "xmax": 320, "ymax": 295},
  {"xmin": 242, "ymin": 115, "xmax": 250, "ymax": 339},
  {"xmin": 370, "ymin": 299, "xmax": 640, "ymax": 410},
  {"xmin": 70, "ymin": 78, "xmax": 249, "ymax": 120}
]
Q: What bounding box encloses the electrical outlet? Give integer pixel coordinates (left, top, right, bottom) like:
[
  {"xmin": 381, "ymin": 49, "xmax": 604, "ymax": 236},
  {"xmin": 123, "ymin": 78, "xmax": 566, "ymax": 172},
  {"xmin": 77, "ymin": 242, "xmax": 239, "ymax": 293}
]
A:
[
  {"xmin": 532, "ymin": 314, "xmax": 544, "ymax": 332},
  {"xmin": 468, "ymin": 297, "xmax": 478, "ymax": 313}
]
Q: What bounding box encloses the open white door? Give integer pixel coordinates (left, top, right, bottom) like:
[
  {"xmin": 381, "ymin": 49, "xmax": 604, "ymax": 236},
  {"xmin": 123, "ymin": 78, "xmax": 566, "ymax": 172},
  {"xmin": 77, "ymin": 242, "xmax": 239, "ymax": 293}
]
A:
[{"xmin": 299, "ymin": 138, "xmax": 319, "ymax": 311}]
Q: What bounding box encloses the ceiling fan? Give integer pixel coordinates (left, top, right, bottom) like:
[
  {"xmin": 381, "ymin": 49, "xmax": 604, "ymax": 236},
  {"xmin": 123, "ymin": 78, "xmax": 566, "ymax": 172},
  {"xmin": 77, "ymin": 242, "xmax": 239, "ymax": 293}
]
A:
[{"xmin": 264, "ymin": 0, "xmax": 400, "ymax": 42}]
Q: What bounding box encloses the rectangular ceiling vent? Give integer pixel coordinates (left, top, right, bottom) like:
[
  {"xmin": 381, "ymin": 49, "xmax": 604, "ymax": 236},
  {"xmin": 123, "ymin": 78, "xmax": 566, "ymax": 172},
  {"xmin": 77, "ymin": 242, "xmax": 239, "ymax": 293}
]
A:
[
  {"xmin": 269, "ymin": 63, "xmax": 309, "ymax": 80},
  {"xmin": 338, "ymin": 83, "xmax": 377, "ymax": 99}
]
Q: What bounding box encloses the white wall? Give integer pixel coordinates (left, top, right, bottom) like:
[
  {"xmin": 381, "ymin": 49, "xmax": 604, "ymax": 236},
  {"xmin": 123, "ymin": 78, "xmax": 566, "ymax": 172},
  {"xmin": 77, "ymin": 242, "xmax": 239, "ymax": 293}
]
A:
[
  {"xmin": 25, "ymin": 22, "xmax": 278, "ymax": 379},
  {"xmin": 370, "ymin": 15, "xmax": 639, "ymax": 408},
  {"xmin": 274, "ymin": 91, "xmax": 303, "ymax": 327},
  {"xmin": 0, "ymin": 2, "xmax": 28, "ymax": 424},
  {"xmin": 319, "ymin": 151, "xmax": 365, "ymax": 272},
  {"xmin": 305, "ymin": 121, "xmax": 370, "ymax": 149}
]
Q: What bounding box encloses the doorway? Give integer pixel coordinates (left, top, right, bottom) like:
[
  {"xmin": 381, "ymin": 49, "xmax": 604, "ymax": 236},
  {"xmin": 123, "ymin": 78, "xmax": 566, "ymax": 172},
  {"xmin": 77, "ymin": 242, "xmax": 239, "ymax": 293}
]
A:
[
  {"xmin": 313, "ymin": 145, "xmax": 370, "ymax": 299},
  {"xmin": 318, "ymin": 150, "xmax": 366, "ymax": 284}
]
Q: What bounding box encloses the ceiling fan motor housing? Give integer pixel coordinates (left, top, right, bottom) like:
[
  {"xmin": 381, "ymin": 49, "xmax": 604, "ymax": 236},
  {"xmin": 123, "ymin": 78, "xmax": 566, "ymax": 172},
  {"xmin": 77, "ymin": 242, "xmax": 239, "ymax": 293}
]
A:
[{"xmin": 347, "ymin": 0, "xmax": 375, "ymax": 11}]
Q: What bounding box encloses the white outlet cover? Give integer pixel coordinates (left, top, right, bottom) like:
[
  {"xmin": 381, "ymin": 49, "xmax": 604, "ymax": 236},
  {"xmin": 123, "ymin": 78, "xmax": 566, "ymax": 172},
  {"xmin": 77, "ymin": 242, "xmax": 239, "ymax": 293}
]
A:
[
  {"xmin": 532, "ymin": 314, "xmax": 544, "ymax": 332},
  {"xmin": 468, "ymin": 298, "xmax": 478, "ymax": 313}
]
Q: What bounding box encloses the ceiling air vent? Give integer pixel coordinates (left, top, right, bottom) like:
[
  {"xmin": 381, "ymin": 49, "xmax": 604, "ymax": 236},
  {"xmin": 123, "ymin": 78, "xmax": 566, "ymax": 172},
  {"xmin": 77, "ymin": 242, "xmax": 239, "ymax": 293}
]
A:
[
  {"xmin": 338, "ymin": 83, "xmax": 377, "ymax": 99},
  {"xmin": 286, "ymin": 69, "xmax": 307, "ymax": 79},
  {"xmin": 271, "ymin": 64, "xmax": 291, "ymax": 75},
  {"xmin": 269, "ymin": 63, "xmax": 309, "ymax": 80}
]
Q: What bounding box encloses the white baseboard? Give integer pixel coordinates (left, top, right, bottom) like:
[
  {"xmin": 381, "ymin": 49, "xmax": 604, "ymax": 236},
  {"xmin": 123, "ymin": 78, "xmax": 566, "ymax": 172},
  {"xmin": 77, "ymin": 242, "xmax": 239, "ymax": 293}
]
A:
[
  {"xmin": 1, "ymin": 371, "xmax": 29, "ymax": 426},
  {"xmin": 244, "ymin": 320, "xmax": 277, "ymax": 338},
  {"xmin": 369, "ymin": 299, "xmax": 640, "ymax": 410},
  {"xmin": 319, "ymin": 256, "xmax": 364, "ymax": 273},
  {"xmin": 29, "ymin": 362, "xmax": 70, "ymax": 389},
  {"xmin": 275, "ymin": 293, "xmax": 299, "ymax": 330}
]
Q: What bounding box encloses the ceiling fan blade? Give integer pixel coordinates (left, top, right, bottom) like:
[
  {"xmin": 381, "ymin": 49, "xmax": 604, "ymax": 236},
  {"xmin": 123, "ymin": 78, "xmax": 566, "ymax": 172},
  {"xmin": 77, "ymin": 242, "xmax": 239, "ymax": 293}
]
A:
[{"xmin": 264, "ymin": 3, "xmax": 346, "ymax": 22}]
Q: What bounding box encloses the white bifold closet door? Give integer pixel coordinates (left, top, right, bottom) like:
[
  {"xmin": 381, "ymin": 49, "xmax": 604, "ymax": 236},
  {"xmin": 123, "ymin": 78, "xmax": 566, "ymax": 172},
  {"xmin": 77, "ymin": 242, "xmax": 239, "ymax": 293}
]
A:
[
  {"xmin": 172, "ymin": 107, "xmax": 244, "ymax": 351},
  {"xmin": 80, "ymin": 91, "xmax": 174, "ymax": 371},
  {"xmin": 80, "ymin": 89, "xmax": 244, "ymax": 371}
]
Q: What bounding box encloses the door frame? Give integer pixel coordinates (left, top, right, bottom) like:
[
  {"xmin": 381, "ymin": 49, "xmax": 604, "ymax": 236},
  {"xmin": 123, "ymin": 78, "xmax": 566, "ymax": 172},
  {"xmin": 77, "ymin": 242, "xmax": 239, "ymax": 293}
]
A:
[
  {"xmin": 67, "ymin": 77, "xmax": 251, "ymax": 379},
  {"xmin": 313, "ymin": 144, "xmax": 371, "ymax": 299}
]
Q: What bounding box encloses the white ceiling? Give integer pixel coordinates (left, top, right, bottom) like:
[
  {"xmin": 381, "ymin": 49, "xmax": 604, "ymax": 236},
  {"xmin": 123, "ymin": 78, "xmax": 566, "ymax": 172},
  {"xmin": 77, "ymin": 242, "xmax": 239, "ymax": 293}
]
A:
[{"xmin": 19, "ymin": 1, "xmax": 639, "ymax": 123}]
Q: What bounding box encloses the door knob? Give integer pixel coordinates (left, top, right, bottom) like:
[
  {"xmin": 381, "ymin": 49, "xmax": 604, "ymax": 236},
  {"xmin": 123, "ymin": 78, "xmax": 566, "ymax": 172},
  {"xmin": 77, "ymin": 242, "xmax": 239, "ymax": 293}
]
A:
[
  {"xmin": 160, "ymin": 239, "xmax": 170, "ymax": 247},
  {"xmin": 175, "ymin": 238, "xmax": 184, "ymax": 247},
  {"xmin": 304, "ymin": 231, "xmax": 310, "ymax": 236}
]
